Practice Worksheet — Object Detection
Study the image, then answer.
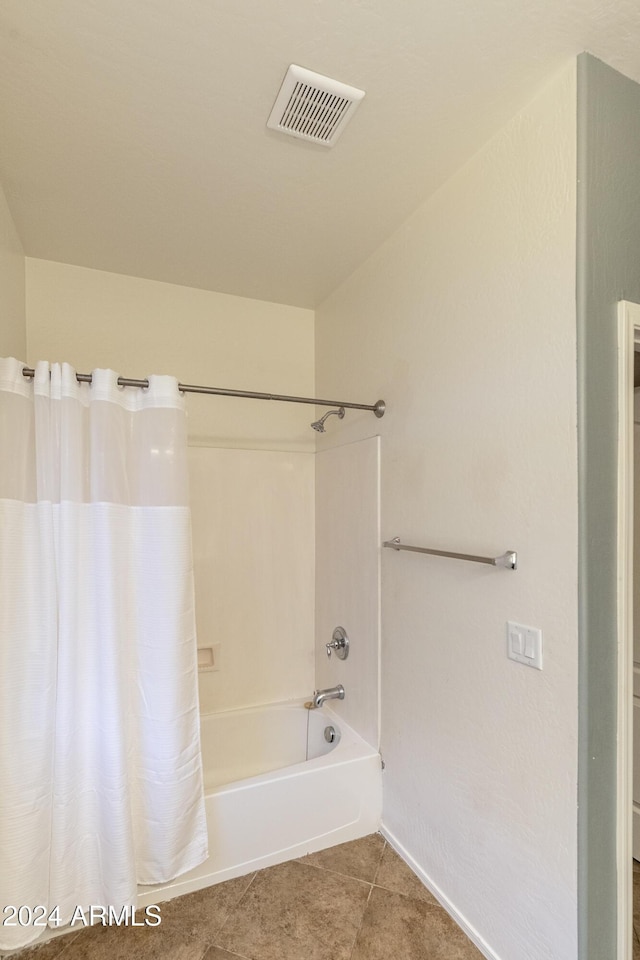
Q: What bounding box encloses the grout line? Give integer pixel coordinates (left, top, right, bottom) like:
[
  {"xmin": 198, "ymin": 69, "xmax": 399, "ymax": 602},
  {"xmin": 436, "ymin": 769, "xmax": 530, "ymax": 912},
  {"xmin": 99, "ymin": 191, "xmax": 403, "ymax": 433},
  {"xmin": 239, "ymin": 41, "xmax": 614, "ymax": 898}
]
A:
[
  {"xmin": 371, "ymin": 838, "xmax": 387, "ymax": 887},
  {"xmin": 51, "ymin": 932, "xmax": 81, "ymax": 959},
  {"xmin": 205, "ymin": 947, "xmax": 253, "ymax": 960},
  {"xmin": 238, "ymin": 871, "xmax": 258, "ymax": 900},
  {"xmin": 293, "ymin": 858, "xmax": 377, "ymax": 888},
  {"xmin": 347, "ymin": 883, "xmax": 375, "ymax": 960},
  {"xmin": 293, "ymin": 833, "xmax": 388, "ymax": 887},
  {"xmin": 370, "ymin": 881, "xmax": 435, "ymax": 904},
  {"xmin": 210, "ymin": 871, "xmax": 258, "ymax": 945},
  {"xmin": 370, "ymin": 840, "xmax": 440, "ymax": 902}
]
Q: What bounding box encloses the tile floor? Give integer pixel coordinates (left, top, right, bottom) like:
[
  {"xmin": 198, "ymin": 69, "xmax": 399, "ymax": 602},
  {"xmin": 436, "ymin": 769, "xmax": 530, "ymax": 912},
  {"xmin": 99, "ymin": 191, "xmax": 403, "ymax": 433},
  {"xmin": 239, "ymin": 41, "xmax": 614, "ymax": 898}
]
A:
[{"xmin": 16, "ymin": 834, "xmax": 484, "ymax": 960}]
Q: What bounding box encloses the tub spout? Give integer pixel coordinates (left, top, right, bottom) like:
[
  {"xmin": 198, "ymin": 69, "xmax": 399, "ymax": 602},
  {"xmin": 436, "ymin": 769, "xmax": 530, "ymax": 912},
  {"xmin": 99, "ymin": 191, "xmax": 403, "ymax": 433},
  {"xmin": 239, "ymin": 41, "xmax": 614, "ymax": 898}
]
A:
[{"xmin": 310, "ymin": 684, "xmax": 345, "ymax": 709}]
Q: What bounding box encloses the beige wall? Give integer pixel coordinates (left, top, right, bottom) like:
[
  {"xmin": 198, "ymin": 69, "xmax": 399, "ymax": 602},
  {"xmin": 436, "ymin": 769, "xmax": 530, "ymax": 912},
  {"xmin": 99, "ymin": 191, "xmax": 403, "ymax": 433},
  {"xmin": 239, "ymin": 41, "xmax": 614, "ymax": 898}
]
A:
[
  {"xmin": 26, "ymin": 259, "xmax": 316, "ymax": 713},
  {"xmin": 0, "ymin": 182, "xmax": 25, "ymax": 359},
  {"xmin": 26, "ymin": 258, "xmax": 314, "ymax": 451},
  {"xmin": 316, "ymin": 64, "xmax": 578, "ymax": 960}
]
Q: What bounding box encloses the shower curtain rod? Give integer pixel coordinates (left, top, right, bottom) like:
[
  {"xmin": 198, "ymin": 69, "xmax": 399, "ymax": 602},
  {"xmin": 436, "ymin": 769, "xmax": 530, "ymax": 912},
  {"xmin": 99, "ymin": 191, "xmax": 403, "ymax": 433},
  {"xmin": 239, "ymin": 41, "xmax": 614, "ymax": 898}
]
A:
[{"xmin": 20, "ymin": 366, "xmax": 386, "ymax": 418}]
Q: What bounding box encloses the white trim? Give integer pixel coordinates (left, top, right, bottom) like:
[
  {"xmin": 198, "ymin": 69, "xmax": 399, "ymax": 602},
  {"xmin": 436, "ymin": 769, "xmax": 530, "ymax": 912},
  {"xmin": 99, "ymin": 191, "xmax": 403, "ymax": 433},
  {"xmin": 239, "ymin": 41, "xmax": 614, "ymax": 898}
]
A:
[
  {"xmin": 379, "ymin": 822, "xmax": 501, "ymax": 960},
  {"xmin": 616, "ymin": 300, "xmax": 637, "ymax": 960}
]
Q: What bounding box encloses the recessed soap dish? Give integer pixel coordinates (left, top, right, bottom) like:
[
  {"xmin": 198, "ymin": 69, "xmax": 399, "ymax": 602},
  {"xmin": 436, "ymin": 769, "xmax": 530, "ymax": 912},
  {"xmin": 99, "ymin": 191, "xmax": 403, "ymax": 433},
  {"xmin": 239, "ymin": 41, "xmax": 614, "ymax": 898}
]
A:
[{"xmin": 198, "ymin": 643, "xmax": 221, "ymax": 672}]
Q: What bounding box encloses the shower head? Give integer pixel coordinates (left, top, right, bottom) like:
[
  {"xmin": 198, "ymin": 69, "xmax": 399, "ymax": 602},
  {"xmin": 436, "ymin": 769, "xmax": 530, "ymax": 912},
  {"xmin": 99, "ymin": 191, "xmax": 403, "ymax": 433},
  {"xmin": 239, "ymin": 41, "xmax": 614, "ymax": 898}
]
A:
[{"xmin": 310, "ymin": 407, "xmax": 345, "ymax": 433}]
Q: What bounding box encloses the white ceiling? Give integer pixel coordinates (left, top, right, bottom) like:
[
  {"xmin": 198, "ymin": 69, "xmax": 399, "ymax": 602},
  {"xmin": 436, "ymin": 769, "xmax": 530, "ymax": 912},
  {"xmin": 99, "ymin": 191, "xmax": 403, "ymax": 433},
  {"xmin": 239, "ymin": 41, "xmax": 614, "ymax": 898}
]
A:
[{"xmin": 2, "ymin": 1, "xmax": 640, "ymax": 308}]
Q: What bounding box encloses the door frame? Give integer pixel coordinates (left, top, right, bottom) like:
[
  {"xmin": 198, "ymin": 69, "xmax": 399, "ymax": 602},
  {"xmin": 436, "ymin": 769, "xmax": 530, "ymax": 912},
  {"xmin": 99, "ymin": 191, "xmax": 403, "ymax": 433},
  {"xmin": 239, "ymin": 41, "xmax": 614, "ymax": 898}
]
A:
[{"xmin": 616, "ymin": 300, "xmax": 637, "ymax": 960}]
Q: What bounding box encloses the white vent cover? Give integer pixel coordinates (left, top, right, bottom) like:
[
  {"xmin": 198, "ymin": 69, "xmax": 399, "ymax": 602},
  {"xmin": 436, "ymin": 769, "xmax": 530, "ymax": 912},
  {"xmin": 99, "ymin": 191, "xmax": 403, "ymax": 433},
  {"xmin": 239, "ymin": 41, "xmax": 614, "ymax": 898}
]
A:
[{"xmin": 267, "ymin": 65, "xmax": 365, "ymax": 147}]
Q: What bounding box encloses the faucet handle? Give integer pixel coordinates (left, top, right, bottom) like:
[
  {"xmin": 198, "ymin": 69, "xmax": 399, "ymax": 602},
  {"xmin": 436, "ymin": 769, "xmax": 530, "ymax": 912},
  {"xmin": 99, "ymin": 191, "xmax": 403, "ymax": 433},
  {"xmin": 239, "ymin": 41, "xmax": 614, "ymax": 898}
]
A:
[{"xmin": 325, "ymin": 626, "xmax": 349, "ymax": 660}]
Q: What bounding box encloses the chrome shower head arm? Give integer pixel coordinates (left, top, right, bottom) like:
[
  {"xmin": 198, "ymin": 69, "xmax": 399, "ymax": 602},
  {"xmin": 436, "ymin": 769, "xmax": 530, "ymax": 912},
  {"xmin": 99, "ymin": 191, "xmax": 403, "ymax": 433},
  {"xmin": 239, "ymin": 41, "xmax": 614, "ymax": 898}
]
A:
[{"xmin": 310, "ymin": 407, "xmax": 345, "ymax": 432}]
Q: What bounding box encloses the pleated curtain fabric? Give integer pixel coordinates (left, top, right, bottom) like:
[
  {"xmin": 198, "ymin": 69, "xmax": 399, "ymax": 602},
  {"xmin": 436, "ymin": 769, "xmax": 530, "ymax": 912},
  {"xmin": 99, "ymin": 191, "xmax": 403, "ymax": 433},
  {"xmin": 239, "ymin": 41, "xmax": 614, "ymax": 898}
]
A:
[{"xmin": 0, "ymin": 358, "xmax": 207, "ymax": 950}]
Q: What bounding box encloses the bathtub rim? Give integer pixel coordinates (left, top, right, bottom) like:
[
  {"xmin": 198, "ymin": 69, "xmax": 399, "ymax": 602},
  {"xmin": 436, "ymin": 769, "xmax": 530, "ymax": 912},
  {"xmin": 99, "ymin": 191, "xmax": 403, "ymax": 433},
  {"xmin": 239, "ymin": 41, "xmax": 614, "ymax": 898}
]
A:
[{"xmin": 198, "ymin": 698, "xmax": 378, "ymax": 796}]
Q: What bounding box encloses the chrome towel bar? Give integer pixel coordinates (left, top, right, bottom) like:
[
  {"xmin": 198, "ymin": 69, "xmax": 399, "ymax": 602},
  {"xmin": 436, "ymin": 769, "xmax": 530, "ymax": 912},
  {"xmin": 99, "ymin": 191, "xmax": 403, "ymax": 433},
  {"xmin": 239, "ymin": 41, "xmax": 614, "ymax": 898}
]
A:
[{"xmin": 382, "ymin": 537, "xmax": 517, "ymax": 570}]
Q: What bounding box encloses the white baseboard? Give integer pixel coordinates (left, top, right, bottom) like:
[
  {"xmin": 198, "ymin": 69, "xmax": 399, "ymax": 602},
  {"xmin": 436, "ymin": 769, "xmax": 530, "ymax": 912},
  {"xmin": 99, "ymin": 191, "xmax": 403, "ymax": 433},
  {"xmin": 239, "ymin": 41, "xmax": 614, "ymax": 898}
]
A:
[{"xmin": 379, "ymin": 822, "xmax": 501, "ymax": 960}]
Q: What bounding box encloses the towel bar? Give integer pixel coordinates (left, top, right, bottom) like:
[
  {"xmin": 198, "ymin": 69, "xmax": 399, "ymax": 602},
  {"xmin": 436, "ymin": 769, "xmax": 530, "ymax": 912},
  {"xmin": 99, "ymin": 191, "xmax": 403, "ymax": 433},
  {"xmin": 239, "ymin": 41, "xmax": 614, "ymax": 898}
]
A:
[{"xmin": 382, "ymin": 538, "xmax": 517, "ymax": 570}]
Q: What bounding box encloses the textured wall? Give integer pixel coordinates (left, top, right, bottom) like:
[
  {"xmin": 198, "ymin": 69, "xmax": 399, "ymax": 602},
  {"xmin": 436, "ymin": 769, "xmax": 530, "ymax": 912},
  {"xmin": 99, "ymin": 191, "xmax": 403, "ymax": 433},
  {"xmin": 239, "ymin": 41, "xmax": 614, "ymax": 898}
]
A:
[
  {"xmin": 316, "ymin": 64, "xmax": 578, "ymax": 960},
  {"xmin": 26, "ymin": 260, "xmax": 316, "ymax": 714},
  {"xmin": 576, "ymin": 54, "xmax": 640, "ymax": 959},
  {"xmin": 0, "ymin": 181, "xmax": 25, "ymax": 359}
]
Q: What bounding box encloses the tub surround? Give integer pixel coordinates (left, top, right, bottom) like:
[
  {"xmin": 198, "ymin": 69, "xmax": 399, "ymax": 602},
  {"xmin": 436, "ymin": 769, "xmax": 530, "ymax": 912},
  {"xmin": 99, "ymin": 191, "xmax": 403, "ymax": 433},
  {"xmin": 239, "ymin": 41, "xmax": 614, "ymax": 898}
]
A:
[
  {"xmin": 315, "ymin": 436, "xmax": 381, "ymax": 750},
  {"xmin": 189, "ymin": 447, "xmax": 315, "ymax": 715}
]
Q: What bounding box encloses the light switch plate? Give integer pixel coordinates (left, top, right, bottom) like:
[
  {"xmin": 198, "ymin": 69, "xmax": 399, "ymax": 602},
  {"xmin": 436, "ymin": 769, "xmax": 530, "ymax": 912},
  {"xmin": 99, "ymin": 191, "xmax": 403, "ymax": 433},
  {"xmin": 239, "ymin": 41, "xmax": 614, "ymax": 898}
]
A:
[{"xmin": 507, "ymin": 621, "xmax": 543, "ymax": 670}]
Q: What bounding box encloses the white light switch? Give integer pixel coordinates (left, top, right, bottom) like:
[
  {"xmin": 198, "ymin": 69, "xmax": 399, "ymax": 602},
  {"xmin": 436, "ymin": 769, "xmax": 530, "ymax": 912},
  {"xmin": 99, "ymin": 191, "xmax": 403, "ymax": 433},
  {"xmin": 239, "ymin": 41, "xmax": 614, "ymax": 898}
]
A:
[
  {"xmin": 511, "ymin": 626, "xmax": 525, "ymax": 656},
  {"xmin": 507, "ymin": 621, "xmax": 543, "ymax": 670}
]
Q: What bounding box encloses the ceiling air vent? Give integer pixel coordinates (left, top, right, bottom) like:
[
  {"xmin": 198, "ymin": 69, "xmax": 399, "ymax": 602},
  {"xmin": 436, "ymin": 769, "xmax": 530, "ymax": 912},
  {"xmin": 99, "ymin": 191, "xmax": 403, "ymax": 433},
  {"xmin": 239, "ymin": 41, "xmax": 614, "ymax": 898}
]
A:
[{"xmin": 267, "ymin": 65, "xmax": 365, "ymax": 148}]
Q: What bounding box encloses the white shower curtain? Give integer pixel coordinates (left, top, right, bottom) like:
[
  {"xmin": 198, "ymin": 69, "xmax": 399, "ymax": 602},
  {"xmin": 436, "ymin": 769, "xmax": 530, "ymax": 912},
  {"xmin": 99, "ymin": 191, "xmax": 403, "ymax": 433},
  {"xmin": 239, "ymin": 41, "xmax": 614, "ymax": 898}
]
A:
[{"xmin": 0, "ymin": 357, "xmax": 207, "ymax": 950}]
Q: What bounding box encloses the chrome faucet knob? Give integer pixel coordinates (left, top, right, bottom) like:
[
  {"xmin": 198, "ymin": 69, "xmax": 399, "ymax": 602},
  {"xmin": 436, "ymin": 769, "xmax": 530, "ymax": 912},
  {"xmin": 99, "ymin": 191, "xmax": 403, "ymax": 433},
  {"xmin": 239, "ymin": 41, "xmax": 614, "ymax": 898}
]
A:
[{"xmin": 325, "ymin": 627, "xmax": 349, "ymax": 660}]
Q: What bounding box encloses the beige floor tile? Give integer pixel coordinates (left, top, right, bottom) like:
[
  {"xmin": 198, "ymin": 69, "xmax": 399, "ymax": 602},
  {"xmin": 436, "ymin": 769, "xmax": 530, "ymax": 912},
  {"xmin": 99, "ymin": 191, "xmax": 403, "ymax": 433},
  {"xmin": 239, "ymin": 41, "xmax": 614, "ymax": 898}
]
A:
[
  {"xmin": 296, "ymin": 833, "xmax": 385, "ymax": 883},
  {"xmin": 47, "ymin": 874, "xmax": 255, "ymax": 960},
  {"xmin": 152, "ymin": 874, "xmax": 256, "ymax": 944},
  {"xmin": 47, "ymin": 923, "xmax": 207, "ymax": 960},
  {"xmin": 351, "ymin": 885, "xmax": 484, "ymax": 960},
  {"xmin": 373, "ymin": 844, "xmax": 437, "ymax": 904},
  {"xmin": 9, "ymin": 931, "xmax": 80, "ymax": 960},
  {"xmin": 216, "ymin": 860, "xmax": 370, "ymax": 960}
]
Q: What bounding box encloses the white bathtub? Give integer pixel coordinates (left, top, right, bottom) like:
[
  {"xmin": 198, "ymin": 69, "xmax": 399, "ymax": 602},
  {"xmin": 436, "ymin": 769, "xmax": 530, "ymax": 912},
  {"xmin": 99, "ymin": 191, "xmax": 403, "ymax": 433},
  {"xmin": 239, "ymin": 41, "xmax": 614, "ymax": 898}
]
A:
[{"xmin": 137, "ymin": 700, "xmax": 382, "ymax": 907}]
